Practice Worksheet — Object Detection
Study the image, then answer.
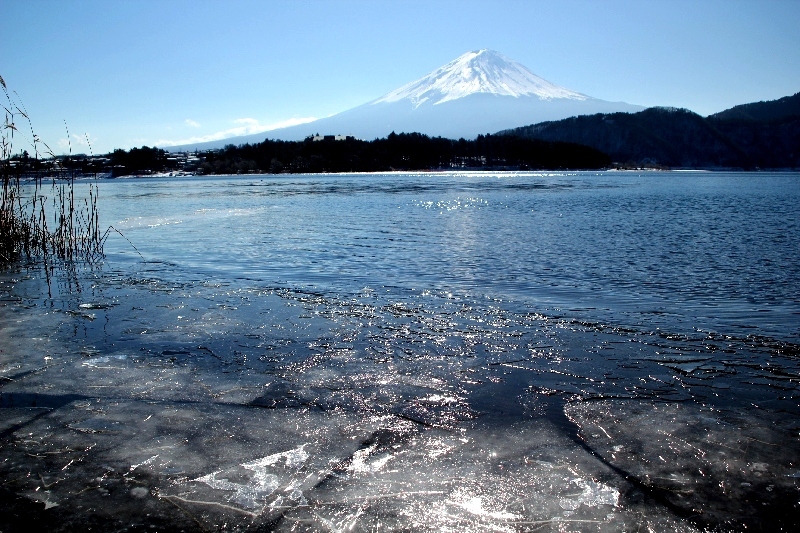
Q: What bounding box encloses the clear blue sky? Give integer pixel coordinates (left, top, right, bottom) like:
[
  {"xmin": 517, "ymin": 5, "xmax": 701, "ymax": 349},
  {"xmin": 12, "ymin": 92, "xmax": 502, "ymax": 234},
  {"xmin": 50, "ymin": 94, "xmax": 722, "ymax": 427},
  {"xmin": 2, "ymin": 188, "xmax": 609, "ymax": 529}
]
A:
[{"xmin": 3, "ymin": 0, "xmax": 799, "ymax": 155}]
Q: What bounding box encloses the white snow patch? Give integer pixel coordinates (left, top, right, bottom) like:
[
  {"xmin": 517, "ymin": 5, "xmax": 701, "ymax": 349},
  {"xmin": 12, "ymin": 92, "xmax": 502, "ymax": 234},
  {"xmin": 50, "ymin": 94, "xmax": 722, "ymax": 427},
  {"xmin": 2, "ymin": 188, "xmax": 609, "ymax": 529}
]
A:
[
  {"xmin": 193, "ymin": 444, "xmax": 309, "ymax": 510},
  {"xmin": 349, "ymin": 442, "xmax": 394, "ymax": 474},
  {"xmin": 82, "ymin": 354, "xmax": 128, "ymax": 367},
  {"xmin": 559, "ymin": 478, "xmax": 620, "ymax": 513},
  {"xmin": 449, "ymin": 492, "xmax": 522, "ymax": 520},
  {"xmin": 372, "ymin": 49, "xmax": 587, "ymax": 108}
]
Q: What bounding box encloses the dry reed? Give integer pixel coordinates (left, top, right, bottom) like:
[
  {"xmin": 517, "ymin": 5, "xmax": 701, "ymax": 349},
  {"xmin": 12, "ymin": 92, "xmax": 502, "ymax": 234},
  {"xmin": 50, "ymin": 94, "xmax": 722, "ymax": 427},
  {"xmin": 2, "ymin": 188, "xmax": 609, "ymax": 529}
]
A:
[{"xmin": 1, "ymin": 74, "xmax": 105, "ymax": 265}]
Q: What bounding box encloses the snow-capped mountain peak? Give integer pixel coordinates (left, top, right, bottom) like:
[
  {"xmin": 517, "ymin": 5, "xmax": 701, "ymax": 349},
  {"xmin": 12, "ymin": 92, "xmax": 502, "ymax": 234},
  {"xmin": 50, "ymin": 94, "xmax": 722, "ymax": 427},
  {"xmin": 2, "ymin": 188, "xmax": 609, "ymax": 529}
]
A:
[
  {"xmin": 372, "ymin": 49, "xmax": 588, "ymax": 108},
  {"xmin": 165, "ymin": 49, "xmax": 643, "ymax": 151}
]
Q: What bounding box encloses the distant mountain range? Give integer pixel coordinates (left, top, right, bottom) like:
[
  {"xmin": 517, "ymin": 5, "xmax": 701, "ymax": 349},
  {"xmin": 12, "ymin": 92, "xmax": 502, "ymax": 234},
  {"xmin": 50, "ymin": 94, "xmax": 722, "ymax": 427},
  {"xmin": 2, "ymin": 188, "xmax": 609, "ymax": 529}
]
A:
[
  {"xmin": 166, "ymin": 50, "xmax": 641, "ymax": 151},
  {"xmin": 164, "ymin": 49, "xmax": 798, "ymax": 169},
  {"xmin": 500, "ymin": 92, "xmax": 800, "ymax": 169}
]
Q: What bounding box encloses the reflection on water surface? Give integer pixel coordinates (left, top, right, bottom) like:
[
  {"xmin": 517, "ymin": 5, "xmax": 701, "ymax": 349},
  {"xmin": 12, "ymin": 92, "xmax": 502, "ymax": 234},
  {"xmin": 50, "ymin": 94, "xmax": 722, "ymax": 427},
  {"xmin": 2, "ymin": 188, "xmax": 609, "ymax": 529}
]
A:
[{"xmin": 1, "ymin": 171, "xmax": 799, "ymax": 531}]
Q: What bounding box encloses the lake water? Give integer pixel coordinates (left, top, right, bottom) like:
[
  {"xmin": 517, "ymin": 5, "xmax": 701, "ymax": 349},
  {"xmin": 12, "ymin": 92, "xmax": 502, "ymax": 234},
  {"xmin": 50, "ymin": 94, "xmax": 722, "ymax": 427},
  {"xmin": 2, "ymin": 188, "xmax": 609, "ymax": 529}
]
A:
[{"xmin": 1, "ymin": 171, "xmax": 799, "ymax": 531}]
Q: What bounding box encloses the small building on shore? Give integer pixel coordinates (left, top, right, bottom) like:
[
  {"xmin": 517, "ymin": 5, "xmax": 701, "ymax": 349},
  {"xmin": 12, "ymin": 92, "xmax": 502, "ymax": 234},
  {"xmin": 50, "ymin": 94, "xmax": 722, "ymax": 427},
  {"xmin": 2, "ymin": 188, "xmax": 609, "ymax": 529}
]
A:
[{"xmin": 312, "ymin": 134, "xmax": 355, "ymax": 142}]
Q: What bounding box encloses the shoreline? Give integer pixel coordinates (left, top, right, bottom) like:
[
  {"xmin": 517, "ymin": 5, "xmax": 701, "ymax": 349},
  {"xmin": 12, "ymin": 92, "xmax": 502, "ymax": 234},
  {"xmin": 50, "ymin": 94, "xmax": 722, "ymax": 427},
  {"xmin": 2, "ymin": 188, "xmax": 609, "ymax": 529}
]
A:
[
  {"xmin": 1, "ymin": 261, "xmax": 799, "ymax": 531},
  {"xmin": 15, "ymin": 167, "xmax": 800, "ymax": 181}
]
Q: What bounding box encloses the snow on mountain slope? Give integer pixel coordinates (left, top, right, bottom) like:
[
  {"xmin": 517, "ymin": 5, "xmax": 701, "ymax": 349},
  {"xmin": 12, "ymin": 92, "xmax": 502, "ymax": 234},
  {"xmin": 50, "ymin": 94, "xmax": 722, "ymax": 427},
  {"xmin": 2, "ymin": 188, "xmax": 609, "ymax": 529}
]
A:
[
  {"xmin": 165, "ymin": 50, "xmax": 642, "ymax": 151},
  {"xmin": 372, "ymin": 49, "xmax": 587, "ymax": 108}
]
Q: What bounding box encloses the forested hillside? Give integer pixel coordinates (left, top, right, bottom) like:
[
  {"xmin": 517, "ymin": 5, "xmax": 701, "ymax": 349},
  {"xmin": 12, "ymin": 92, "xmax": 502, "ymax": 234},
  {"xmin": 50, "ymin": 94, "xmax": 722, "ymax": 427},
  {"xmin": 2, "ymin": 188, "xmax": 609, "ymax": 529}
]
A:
[{"xmin": 501, "ymin": 93, "xmax": 800, "ymax": 169}]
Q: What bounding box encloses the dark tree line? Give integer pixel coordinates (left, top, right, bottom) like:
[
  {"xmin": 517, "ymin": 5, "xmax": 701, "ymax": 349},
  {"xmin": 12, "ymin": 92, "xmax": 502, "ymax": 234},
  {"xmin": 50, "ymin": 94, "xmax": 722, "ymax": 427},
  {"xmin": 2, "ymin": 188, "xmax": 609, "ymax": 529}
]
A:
[
  {"xmin": 6, "ymin": 150, "xmax": 108, "ymax": 175},
  {"xmin": 196, "ymin": 132, "xmax": 611, "ymax": 174},
  {"xmin": 6, "ymin": 134, "xmax": 610, "ymax": 178},
  {"xmin": 110, "ymin": 146, "xmax": 170, "ymax": 175}
]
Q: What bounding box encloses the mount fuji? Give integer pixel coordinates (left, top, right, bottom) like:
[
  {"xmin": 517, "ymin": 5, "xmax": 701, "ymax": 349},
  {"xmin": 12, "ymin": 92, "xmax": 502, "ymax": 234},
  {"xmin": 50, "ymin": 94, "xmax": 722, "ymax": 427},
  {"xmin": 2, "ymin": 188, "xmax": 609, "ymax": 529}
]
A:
[{"xmin": 168, "ymin": 50, "xmax": 642, "ymax": 151}]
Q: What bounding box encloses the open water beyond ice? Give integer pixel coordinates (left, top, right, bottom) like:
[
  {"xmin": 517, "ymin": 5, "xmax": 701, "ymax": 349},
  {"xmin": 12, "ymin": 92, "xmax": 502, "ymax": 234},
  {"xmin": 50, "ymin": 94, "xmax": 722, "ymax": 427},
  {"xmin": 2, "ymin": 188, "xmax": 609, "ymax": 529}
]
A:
[{"xmin": 1, "ymin": 171, "xmax": 799, "ymax": 531}]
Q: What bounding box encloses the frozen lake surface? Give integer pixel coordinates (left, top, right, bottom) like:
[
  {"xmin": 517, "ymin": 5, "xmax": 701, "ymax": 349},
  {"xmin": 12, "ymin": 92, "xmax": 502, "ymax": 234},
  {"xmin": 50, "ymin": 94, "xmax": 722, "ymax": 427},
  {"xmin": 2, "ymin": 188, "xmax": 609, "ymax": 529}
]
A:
[{"xmin": 1, "ymin": 171, "xmax": 799, "ymax": 531}]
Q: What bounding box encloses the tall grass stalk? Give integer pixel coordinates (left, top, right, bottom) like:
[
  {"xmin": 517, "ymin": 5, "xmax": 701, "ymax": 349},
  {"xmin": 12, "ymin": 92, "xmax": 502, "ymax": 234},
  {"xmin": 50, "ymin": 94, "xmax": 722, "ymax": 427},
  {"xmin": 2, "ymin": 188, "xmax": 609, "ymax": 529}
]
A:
[{"xmin": 1, "ymin": 75, "xmax": 105, "ymax": 265}]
